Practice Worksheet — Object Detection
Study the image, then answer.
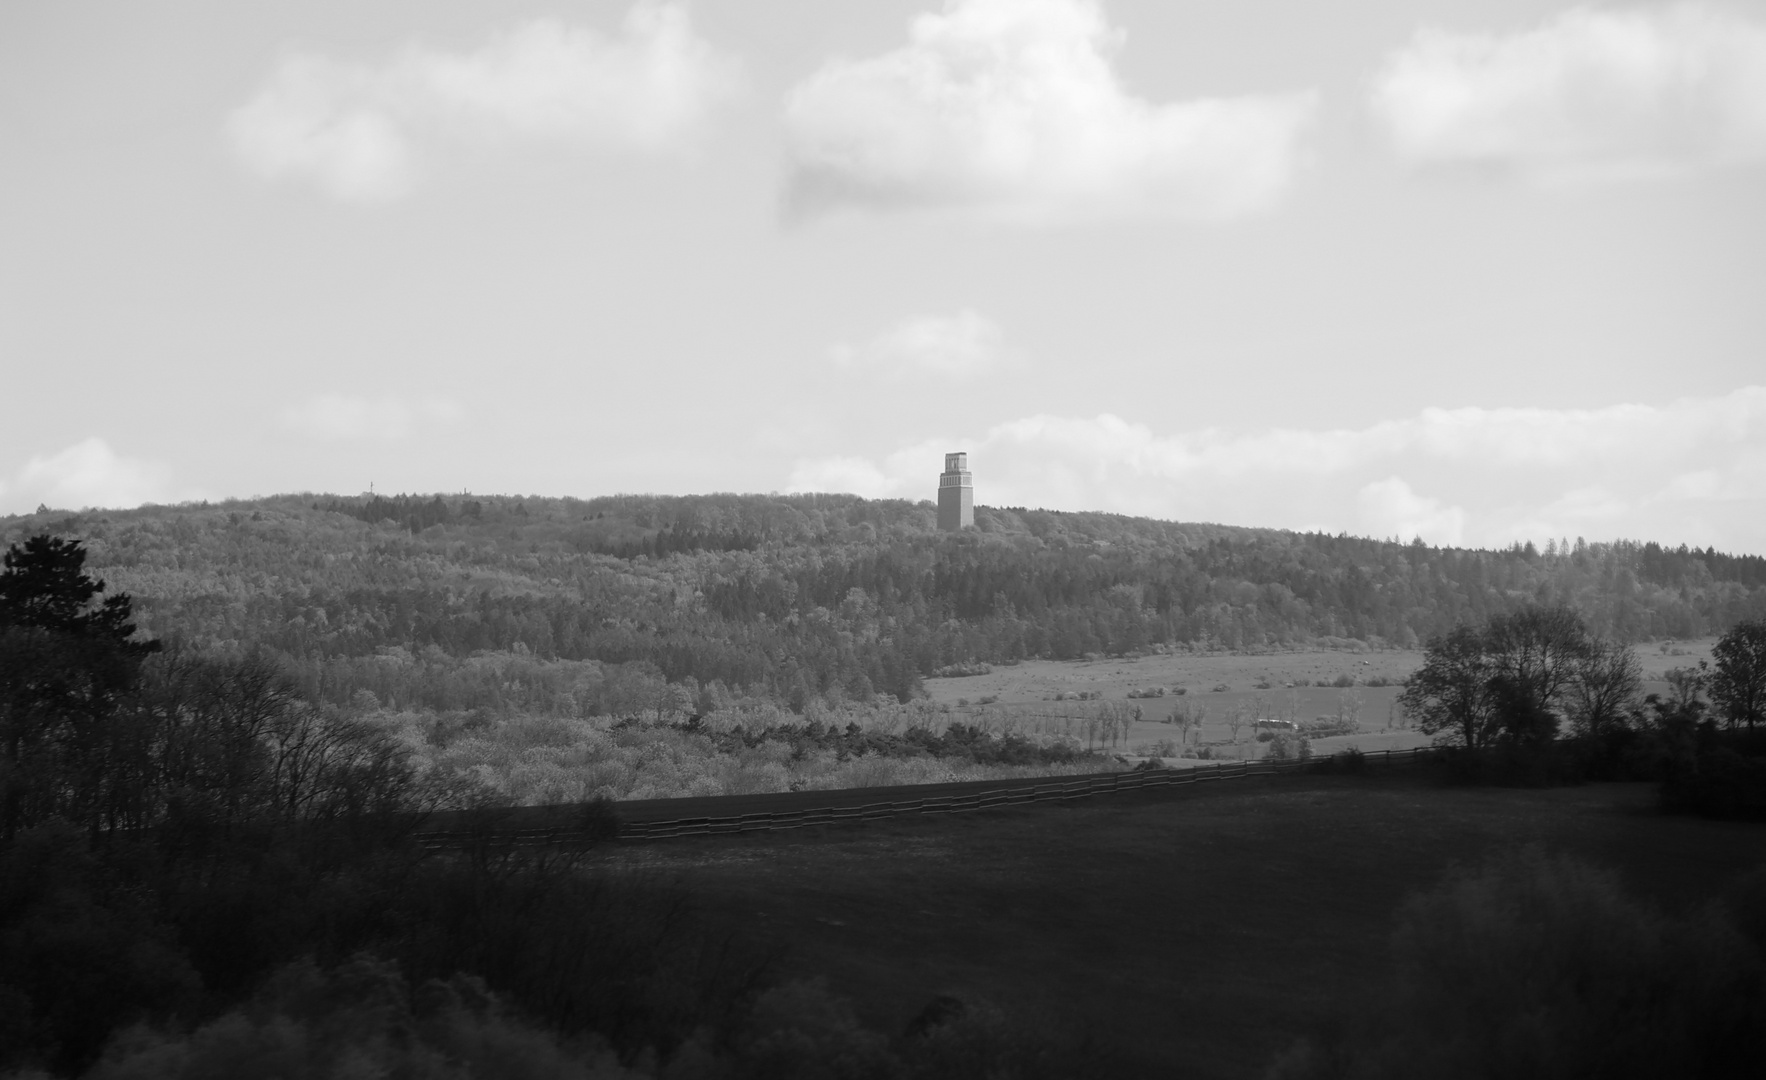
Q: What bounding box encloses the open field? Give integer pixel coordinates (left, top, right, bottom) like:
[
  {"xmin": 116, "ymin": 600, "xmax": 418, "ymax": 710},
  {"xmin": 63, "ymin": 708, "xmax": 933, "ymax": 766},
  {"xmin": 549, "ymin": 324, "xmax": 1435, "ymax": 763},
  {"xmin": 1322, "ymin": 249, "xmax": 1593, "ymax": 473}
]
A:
[
  {"xmin": 925, "ymin": 649, "xmax": 1419, "ymax": 761},
  {"xmin": 924, "ymin": 641, "xmax": 1726, "ymax": 763},
  {"xmin": 607, "ymin": 772, "xmax": 1765, "ymax": 1079},
  {"xmin": 921, "ymin": 648, "xmax": 1423, "ymax": 706}
]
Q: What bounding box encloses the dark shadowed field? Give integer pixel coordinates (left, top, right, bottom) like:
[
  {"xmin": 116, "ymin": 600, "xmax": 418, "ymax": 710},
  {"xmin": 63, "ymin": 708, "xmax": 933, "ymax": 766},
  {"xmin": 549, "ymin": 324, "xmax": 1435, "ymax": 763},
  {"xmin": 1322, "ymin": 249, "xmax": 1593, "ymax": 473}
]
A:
[{"xmin": 606, "ymin": 772, "xmax": 1764, "ymax": 1079}]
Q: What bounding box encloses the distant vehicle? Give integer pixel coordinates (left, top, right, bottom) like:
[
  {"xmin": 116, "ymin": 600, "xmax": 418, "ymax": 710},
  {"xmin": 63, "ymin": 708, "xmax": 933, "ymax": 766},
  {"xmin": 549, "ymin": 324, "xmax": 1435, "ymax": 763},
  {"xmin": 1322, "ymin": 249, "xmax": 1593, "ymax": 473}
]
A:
[{"xmin": 1254, "ymin": 718, "xmax": 1297, "ymax": 732}]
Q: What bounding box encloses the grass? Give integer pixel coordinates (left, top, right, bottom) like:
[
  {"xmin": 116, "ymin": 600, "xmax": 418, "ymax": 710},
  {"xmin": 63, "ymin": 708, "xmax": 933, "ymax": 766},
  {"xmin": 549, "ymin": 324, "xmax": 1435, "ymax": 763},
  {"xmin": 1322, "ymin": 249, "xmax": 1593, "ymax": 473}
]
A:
[
  {"xmin": 922, "ymin": 643, "xmax": 1722, "ymax": 741},
  {"xmin": 604, "ymin": 772, "xmax": 1765, "ymax": 1079},
  {"xmin": 922, "ymin": 649, "xmax": 1420, "ymax": 711}
]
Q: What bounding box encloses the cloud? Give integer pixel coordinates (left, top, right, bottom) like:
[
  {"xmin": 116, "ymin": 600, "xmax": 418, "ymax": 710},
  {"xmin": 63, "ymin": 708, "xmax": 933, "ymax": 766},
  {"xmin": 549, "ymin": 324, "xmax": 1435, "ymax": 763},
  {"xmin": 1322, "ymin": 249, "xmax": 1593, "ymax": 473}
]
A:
[
  {"xmin": 1356, "ymin": 477, "xmax": 1467, "ymax": 546},
  {"xmin": 787, "ymin": 385, "xmax": 1766, "ymax": 552},
  {"xmin": 786, "ymin": 456, "xmax": 895, "ymax": 499},
  {"xmin": 1372, "ymin": 3, "xmax": 1766, "ymax": 182},
  {"xmin": 831, "ymin": 309, "xmax": 1017, "ymax": 378},
  {"xmin": 280, "ymin": 396, "xmax": 462, "ymax": 442},
  {"xmin": 0, "ymin": 439, "xmax": 198, "ymax": 514},
  {"xmin": 229, "ymin": 2, "xmax": 740, "ymax": 200},
  {"xmin": 782, "ymin": 0, "xmax": 1317, "ymax": 222}
]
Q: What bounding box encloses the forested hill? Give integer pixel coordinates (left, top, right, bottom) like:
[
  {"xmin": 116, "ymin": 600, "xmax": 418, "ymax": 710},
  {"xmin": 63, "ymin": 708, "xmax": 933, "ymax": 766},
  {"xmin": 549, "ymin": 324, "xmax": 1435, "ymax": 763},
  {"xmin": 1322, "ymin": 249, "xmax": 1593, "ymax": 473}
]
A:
[{"xmin": 4, "ymin": 492, "xmax": 1764, "ymax": 711}]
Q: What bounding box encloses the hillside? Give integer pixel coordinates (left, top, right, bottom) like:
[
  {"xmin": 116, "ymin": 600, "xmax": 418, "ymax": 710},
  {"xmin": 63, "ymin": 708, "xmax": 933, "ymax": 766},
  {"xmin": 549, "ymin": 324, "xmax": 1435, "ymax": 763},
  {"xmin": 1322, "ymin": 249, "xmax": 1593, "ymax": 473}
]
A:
[{"xmin": 3, "ymin": 491, "xmax": 1764, "ymax": 717}]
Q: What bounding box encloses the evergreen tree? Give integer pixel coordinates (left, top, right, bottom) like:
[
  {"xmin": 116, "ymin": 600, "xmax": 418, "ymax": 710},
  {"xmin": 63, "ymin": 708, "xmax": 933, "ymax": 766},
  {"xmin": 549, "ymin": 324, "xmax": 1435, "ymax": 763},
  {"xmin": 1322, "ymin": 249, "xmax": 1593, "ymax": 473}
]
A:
[{"xmin": 0, "ymin": 535, "xmax": 158, "ymax": 839}]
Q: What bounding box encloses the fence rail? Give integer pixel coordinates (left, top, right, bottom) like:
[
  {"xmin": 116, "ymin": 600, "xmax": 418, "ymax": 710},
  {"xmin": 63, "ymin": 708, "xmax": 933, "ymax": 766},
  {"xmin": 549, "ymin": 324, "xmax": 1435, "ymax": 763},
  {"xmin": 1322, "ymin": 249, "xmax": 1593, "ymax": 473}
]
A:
[{"xmin": 412, "ymin": 747, "xmax": 1439, "ymax": 851}]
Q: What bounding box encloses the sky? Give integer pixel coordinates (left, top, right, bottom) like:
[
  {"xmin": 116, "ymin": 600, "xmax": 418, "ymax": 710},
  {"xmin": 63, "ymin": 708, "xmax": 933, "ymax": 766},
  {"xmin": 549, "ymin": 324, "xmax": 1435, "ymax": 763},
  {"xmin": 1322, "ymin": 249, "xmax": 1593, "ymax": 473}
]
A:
[{"xmin": 2, "ymin": 0, "xmax": 1764, "ymax": 552}]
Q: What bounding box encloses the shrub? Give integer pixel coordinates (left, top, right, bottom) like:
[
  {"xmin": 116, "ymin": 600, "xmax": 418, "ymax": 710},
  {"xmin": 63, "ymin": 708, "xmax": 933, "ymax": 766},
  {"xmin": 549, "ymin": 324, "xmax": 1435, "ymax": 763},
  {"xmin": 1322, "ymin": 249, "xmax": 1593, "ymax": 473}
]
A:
[
  {"xmin": 1661, "ymin": 746, "xmax": 1766, "ymax": 820},
  {"xmin": 0, "ymin": 823, "xmax": 202, "ymax": 1076},
  {"xmin": 392, "ymin": 858, "xmax": 775, "ymax": 1060},
  {"xmin": 1429, "ymin": 742, "xmax": 1589, "ymax": 788},
  {"xmin": 1265, "ymin": 733, "xmax": 1311, "ymax": 762},
  {"xmin": 1331, "ymin": 674, "xmax": 1356, "ymax": 688},
  {"xmin": 1308, "ymin": 747, "xmax": 1365, "ymax": 774},
  {"xmin": 897, "ymin": 996, "xmax": 1109, "ymax": 1080},
  {"xmin": 1298, "ymin": 716, "xmax": 1359, "ymax": 738},
  {"xmin": 85, "ymin": 955, "xmax": 635, "ymax": 1080},
  {"xmin": 931, "ymin": 661, "xmax": 992, "ymax": 679},
  {"xmin": 722, "ymin": 978, "xmax": 896, "ymax": 1080},
  {"xmin": 1268, "ymin": 849, "xmax": 1766, "ymax": 1079}
]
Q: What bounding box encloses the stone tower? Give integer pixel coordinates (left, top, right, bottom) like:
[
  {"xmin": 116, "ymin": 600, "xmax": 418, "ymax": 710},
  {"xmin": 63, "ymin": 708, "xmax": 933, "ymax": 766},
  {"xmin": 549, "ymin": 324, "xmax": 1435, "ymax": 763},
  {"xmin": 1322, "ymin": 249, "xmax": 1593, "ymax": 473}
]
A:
[{"xmin": 937, "ymin": 452, "xmax": 973, "ymax": 531}]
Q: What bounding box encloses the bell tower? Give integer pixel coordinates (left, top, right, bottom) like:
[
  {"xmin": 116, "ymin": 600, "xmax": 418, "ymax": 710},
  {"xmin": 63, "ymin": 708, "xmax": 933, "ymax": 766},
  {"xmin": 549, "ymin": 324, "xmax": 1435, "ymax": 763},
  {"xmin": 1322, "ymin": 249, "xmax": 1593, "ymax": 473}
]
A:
[{"xmin": 937, "ymin": 452, "xmax": 973, "ymax": 531}]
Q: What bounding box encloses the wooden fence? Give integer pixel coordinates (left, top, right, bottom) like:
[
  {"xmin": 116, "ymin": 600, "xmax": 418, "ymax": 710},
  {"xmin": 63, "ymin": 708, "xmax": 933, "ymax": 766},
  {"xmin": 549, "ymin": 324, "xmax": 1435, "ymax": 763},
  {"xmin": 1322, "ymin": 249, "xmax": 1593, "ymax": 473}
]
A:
[{"xmin": 412, "ymin": 746, "xmax": 1439, "ymax": 851}]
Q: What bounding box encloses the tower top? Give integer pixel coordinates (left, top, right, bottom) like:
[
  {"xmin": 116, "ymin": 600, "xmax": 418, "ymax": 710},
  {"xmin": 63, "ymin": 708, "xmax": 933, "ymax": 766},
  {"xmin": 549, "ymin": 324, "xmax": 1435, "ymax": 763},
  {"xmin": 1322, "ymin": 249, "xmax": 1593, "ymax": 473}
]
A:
[{"xmin": 937, "ymin": 452, "xmax": 973, "ymax": 530}]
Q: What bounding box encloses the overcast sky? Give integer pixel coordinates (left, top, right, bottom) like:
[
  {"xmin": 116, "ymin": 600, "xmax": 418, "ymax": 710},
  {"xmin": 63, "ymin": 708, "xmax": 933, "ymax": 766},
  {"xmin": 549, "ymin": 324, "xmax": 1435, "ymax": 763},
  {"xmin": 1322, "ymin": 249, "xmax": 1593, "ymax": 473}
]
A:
[{"xmin": 3, "ymin": 0, "xmax": 1763, "ymax": 552}]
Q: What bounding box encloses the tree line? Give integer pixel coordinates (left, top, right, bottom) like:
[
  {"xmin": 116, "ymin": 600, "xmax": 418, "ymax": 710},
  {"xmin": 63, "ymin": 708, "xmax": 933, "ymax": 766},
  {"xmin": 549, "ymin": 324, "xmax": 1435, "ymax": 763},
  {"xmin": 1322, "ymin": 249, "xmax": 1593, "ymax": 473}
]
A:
[
  {"xmin": 0, "ymin": 535, "xmax": 439, "ymax": 843},
  {"xmin": 7, "ymin": 492, "xmax": 1765, "ymax": 719},
  {"xmin": 1399, "ymin": 603, "xmax": 1766, "ymax": 812}
]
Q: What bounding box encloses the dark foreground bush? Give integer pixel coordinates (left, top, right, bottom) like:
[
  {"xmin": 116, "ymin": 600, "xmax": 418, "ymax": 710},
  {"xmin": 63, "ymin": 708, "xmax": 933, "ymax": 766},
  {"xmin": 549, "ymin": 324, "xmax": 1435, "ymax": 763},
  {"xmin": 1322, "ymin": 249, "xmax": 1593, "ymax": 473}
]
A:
[
  {"xmin": 0, "ymin": 824, "xmax": 201, "ymax": 1076},
  {"xmin": 1267, "ymin": 850, "xmax": 1766, "ymax": 1080},
  {"xmin": 0, "ymin": 816, "xmax": 767, "ymax": 1074},
  {"xmin": 1425, "ymin": 743, "xmax": 1588, "ymax": 787},
  {"xmin": 85, "ymin": 954, "xmax": 637, "ymax": 1080},
  {"xmin": 1307, "ymin": 748, "xmax": 1365, "ymax": 775},
  {"xmin": 661, "ymin": 980, "xmax": 1116, "ymax": 1080},
  {"xmin": 1661, "ymin": 748, "xmax": 1766, "ymax": 821},
  {"xmin": 79, "ymin": 958, "xmax": 1111, "ymax": 1080},
  {"xmin": 388, "ymin": 852, "xmax": 777, "ymax": 1064}
]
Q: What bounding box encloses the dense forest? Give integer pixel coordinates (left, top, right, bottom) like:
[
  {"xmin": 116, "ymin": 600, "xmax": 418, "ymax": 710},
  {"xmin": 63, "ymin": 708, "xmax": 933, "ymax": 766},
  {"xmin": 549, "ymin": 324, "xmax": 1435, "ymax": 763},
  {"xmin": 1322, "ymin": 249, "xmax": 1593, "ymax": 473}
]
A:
[{"xmin": 4, "ymin": 491, "xmax": 1763, "ymax": 718}]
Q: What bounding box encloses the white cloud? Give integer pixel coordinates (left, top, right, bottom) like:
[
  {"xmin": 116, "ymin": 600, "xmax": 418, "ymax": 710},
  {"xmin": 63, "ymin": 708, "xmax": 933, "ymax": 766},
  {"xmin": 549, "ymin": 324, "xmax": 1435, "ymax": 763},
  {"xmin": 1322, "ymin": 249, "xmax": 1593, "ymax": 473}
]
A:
[
  {"xmin": 1356, "ymin": 477, "xmax": 1467, "ymax": 546},
  {"xmin": 1373, "ymin": 3, "xmax": 1766, "ymax": 182},
  {"xmin": 0, "ymin": 439, "xmax": 197, "ymax": 514},
  {"xmin": 788, "ymin": 385, "xmax": 1766, "ymax": 552},
  {"xmin": 229, "ymin": 3, "xmax": 740, "ymax": 201},
  {"xmin": 782, "ymin": 0, "xmax": 1317, "ymax": 222},
  {"xmin": 786, "ymin": 456, "xmax": 895, "ymax": 499},
  {"xmin": 280, "ymin": 396, "xmax": 462, "ymax": 442},
  {"xmin": 832, "ymin": 309, "xmax": 1017, "ymax": 378}
]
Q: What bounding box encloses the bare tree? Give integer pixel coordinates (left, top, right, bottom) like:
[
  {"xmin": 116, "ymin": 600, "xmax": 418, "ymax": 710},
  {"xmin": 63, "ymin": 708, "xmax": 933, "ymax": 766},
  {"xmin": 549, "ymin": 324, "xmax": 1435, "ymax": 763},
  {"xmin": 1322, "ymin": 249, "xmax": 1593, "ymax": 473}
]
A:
[
  {"xmin": 1565, "ymin": 640, "xmax": 1642, "ymax": 738},
  {"xmin": 1337, "ymin": 687, "xmax": 1365, "ymax": 729},
  {"xmin": 1662, "ymin": 663, "xmax": 1709, "ymax": 721},
  {"xmin": 1226, "ymin": 704, "xmax": 1248, "ymax": 745}
]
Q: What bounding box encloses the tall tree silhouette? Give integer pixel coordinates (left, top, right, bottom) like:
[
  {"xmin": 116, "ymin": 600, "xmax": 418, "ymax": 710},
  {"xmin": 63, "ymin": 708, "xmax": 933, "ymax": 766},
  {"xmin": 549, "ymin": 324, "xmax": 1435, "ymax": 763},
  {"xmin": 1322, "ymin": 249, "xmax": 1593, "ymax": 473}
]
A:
[
  {"xmin": 0, "ymin": 535, "xmax": 159, "ymax": 839},
  {"xmin": 1711, "ymin": 620, "xmax": 1766, "ymax": 733}
]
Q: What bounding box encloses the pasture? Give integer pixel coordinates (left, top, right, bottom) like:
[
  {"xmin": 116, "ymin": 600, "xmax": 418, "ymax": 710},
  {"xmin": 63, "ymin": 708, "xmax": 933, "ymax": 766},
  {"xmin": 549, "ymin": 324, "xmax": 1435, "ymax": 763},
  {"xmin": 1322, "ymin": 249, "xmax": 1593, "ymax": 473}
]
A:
[
  {"xmin": 610, "ymin": 771, "xmax": 1765, "ymax": 1079},
  {"xmin": 924, "ymin": 640, "xmax": 1724, "ymax": 762},
  {"xmin": 926, "ymin": 648, "xmax": 1420, "ymax": 762}
]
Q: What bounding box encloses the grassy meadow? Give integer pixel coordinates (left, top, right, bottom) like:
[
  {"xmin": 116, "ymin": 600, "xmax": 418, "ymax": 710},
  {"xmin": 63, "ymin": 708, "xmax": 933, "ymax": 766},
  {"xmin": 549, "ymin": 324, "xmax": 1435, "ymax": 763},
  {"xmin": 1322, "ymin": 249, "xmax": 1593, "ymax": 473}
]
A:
[{"xmin": 924, "ymin": 641, "xmax": 1724, "ymax": 764}]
